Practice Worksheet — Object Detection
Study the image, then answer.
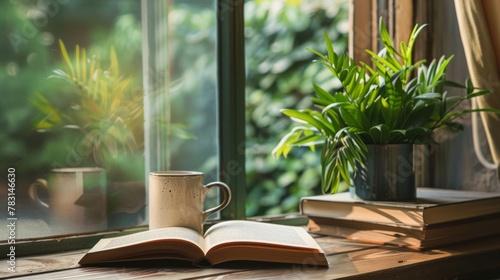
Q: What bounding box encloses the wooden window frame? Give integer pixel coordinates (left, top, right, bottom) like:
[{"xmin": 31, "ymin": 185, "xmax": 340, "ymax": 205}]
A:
[{"xmin": 349, "ymin": 0, "xmax": 416, "ymax": 65}]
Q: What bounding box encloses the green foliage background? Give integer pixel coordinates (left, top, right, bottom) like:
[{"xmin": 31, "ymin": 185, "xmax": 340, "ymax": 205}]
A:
[{"xmin": 244, "ymin": 0, "xmax": 349, "ymax": 216}]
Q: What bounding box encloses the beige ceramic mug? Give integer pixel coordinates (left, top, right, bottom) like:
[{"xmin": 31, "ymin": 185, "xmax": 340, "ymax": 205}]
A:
[
  {"xmin": 28, "ymin": 167, "xmax": 107, "ymax": 234},
  {"xmin": 149, "ymin": 171, "xmax": 231, "ymax": 233}
]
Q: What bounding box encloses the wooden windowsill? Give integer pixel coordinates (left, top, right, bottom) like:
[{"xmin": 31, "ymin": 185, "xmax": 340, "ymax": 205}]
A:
[{"xmin": 3, "ymin": 232, "xmax": 500, "ymax": 279}]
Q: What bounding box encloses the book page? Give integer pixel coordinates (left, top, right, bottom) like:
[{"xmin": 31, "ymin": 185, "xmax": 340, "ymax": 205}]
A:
[
  {"xmin": 204, "ymin": 220, "xmax": 321, "ymax": 251},
  {"xmin": 89, "ymin": 227, "xmax": 204, "ymax": 253}
]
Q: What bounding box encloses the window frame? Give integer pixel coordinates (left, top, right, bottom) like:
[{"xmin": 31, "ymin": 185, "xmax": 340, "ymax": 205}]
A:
[
  {"xmin": 349, "ymin": 0, "xmax": 414, "ymax": 65},
  {"xmin": 217, "ymin": 0, "xmax": 247, "ymax": 221}
]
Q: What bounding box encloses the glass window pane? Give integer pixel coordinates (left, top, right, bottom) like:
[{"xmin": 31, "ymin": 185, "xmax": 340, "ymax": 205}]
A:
[
  {"xmin": 244, "ymin": 0, "xmax": 349, "ymax": 216},
  {"xmin": 0, "ymin": 0, "xmax": 219, "ymax": 241},
  {"xmin": 1, "ymin": 0, "xmax": 144, "ymax": 240},
  {"xmin": 142, "ymin": 0, "xmax": 220, "ymax": 219}
]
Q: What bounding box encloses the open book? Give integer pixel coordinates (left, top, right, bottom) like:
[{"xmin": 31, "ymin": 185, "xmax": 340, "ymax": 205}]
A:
[{"xmin": 79, "ymin": 220, "xmax": 328, "ymax": 267}]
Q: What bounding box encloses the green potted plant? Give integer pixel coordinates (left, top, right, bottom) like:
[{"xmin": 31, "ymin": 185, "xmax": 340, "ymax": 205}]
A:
[{"xmin": 273, "ymin": 19, "xmax": 498, "ymax": 201}]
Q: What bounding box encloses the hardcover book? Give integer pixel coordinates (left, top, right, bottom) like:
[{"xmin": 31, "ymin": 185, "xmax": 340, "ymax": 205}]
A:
[
  {"xmin": 79, "ymin": 220, "xmax": 329, "ymax": 267},
  {"xmin": 301, "ymin": 188, "xmax": 500, "ymax": 227},
  {"xmin": 307, "ymin": 215, "xmax": 500, "ymax": 250}
]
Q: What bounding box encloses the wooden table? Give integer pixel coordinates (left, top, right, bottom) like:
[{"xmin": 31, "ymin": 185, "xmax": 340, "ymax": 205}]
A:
[{"xmin": 2, "ymin": 233, "xmax": 500, "ymax": 279}]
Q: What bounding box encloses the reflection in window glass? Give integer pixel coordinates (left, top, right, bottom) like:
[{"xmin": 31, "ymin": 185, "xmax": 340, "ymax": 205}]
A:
[
  {"xmin": 244, "ymin": 0, "xmax": 349, "ymax": 216},
  {"xmin": 0, "ymin": 0, "xmax": 219, "ymax": 241},
  {"xmin": 0, "ymin": 0, "xmax": 144, "ymax": 240}
]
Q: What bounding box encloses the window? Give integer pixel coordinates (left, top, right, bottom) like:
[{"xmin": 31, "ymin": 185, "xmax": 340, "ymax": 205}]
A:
[
  {"xmin": 1, "ymin": 0, "xmax": 146, "ymax": 240},
  {"xmin": 0, "ymin": 0, "xmax": 222, "ymax": 241},
  {"xmin": 4, "ymin": 0, "xmax": 495, "ymax": 257}
]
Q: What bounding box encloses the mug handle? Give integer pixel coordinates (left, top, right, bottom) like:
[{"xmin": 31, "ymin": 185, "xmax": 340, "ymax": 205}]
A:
[
  {"xmin": 203, "ymin": 182, "xmax": 232, "ymax": 219},
  {"xmin": 28, "ymin": 179, "xmax": 50, "ymax": 208}
]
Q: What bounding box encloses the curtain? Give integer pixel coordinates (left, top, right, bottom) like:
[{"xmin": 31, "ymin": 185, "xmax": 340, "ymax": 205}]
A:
[{"xmin": 455, "ymin": 0, "xmax": 500, "ymax": 170}]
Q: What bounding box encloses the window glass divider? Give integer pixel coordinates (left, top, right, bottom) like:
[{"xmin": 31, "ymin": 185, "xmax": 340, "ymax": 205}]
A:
[{"xmin": 217, "ymin": 0, "xmax": 247, "ymax": 220}]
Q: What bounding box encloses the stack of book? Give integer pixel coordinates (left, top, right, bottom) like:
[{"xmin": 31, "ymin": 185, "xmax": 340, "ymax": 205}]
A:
[{"xmin": 300, "ymin": 188, "xmax": 500, "ymax": 250}]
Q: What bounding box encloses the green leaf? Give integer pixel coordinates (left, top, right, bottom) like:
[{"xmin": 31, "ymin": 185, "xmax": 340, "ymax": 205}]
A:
[
  {"xmin": 403, "ymin": 127, "xmax": 433, "ymax": 140},
  {"xmin": 338, "ymin": 69, "xmax": 349, "ymax": 82},
  {"xmin": 430, "ymin": 56, "xmax": 453, "ymax": 86},
  {"xmin": 451, "ymin": 108, "xmax": 500, "ymax": 117},
  {"xmin": 466, "ymin": 90, "xmax": 491, "ymax": 99},
  {"xmin": 366, "ymin": 49, "xmax": 400, "ymax": 73},
  {"xmin": 75, "ymin": 44, "xmax": 81, "ymax": 81},
  {"xmin": 400, "ymin": 41, "xmax": 408, "ymax": 59},
  {"xmin": 442, "ymin": 80, "xmax": 467, "ymax": 89},
  {"xmin": 311, "ymin": 97, "xmax": 331, "ymax": 107},
  {"xmin": 322, "ymin": 101, "xmax": 350, "ymax": 113},
  {"xmin": 387, "ymin": 129, "xmax": 407, "ymax": 143},
  {"xmin": 467, "ymin": 79, "xmax": 474, "ymax": 93},
  {"xmin": 312, "ymin": 84, "xmax": 336, "ymax": 103},
  {"xmin": 324, "ymin": 32, "xmax": 336, "ymax": 64},
  {"xmin": 58, "ymin": 39, "xmax": 75, "ymax": 78},
  {"xmin": 414, "ymin": 92, "xmax": 442, "ymax": 100},
  {"xmin": 379, "ymin": 96, "xmax": 392, "ymax": 122},
  {"xmin": 405, "ymin": 23, "xmax": 427, "ymax": 64},
  {"xmin": 322, "ymin": 109, "xmax": 342, "ymax": 132},
  {"xmin": 404, "ymin": 103, "xmax": 437, "ymax": 128},
  {"xmin": 82, "ymin": 48, "xmax": 87, "ymax": 84},
  {"xmin": 273, "ymin": 128, "xmax": 305, "ymax": 158},
  {"xmin": 306, "ymin": 48, "xmax": 329, "ymax": 62},
  {"xmin": 339, "ymin": 105, "xmax": 369, "ymax": 131},
  {"xmin": 369, "ymin": 124, "xmax": 390, "ymax": 143},
  {"xmin": 378, "ymin": 18, "xmax": 399, "ymax": 56},
  {"xmin": 282, "ymin": 109, "xmax": 334, "ymax": 136},
  {"xmin": 49, "ymin": 69, "xmax": 70, "ymax": 80},
  {"xmin": 292, "ymin": 134, "xmax": 324, "ymax": 146}
]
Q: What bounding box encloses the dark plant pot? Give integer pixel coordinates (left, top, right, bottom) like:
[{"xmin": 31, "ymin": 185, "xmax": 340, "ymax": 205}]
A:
[{"xmin": 353, "ymin": 144, "xmax": 417, "ymax": 201}]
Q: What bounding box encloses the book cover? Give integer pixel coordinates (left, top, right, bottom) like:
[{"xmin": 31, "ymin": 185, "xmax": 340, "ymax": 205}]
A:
[
  {"xmin": 301, "ymin": 188, "xmax": 500, "ymax": 227},
  {"xmin": 307, "ymin": 215, "xmax": 500, "ymax": 250}
]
